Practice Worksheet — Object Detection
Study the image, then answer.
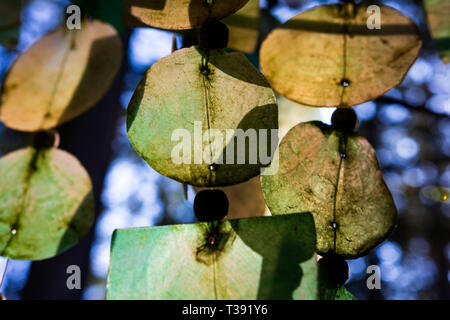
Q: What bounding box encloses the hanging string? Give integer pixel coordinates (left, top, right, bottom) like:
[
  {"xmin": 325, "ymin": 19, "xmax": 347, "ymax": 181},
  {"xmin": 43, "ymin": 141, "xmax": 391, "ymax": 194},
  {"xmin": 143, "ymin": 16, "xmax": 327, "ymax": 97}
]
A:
[
  {"xmin": 0, "ymin": 258, "xmax": 9, "ymax": 299},
  {"xmin": 199, "ymin": 1, "xmax": 222, "ymax": 299},
  {"xmin": 200, "ymin": 56, "xmax": 214, "ymax": 186},
  {"xmin": 201, "ymin": 0, "xmax": 216, "ymax": 185},
  {"xmin": 330, "ymin": 108, "xmax": 357, "ymax": 254},
  {"xmin": 198, "ymin": 0, "xmax": 229, "ymax": 184},
  {"xmin": 333, "ymin": 1, "xmax": 356, "ymax": 247},
  {"xmin": 212, "ymin": 250, "xmax": 218, "ymax": 300},
  {"xmin": 39, "ymin": 25, "xmax": 76, "ymax": 129},
  {"xmin": 338, "ymin": 1, "xmax": 356, "ymax": 107},
  {"xmin": 171, "ymin": 32, "xmax": 177, "ymax": 53},
  {"xmin": 331, "ymin": 134, "xmax": 348, "ymax": 252},
  {"xmin": 35, "ymin": 16, "xmax": 74, "ymax": 163}
]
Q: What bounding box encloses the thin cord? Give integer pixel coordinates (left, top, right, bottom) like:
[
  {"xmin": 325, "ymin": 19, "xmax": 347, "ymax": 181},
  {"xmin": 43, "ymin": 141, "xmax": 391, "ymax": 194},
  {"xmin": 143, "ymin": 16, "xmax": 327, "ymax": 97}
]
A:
[
  {"xmin": 171, "ymin": 32, "xmax": 177, "ymax": 53},
  {"xmin": 338, "ymin": 1, "xmax": 357, "ymax": 106},
  {"xmin": 201, "ymin": 1, "xmax": 218, "ymax": 288},
  {"xmin": 339, "ymin": 4, "xmax": 351, "ymax": 107},
  {"xmin": 200, "ymin": 0, "xmax": 215, "ymax": 184},
  {"xmin": 0, "ymin": 258, "xmax": 9, "ymax": 291},
  {"xmin": 332, "ymin": 156, "xmax": 344, "ymax": 252},
  {"xmin": 201, "ymin": 56, "xmax": 214, "ymax": 186},
  {"xmin": 332, "ymin": 135, "xmax": 348, "ymax": 252},
  {"xmin": 212, "ymin": 251, "xmax": 218, "ymax": 300},
  {"xmin": 39, "ymin": 29, "xmax": 75, "ymax": 129}
]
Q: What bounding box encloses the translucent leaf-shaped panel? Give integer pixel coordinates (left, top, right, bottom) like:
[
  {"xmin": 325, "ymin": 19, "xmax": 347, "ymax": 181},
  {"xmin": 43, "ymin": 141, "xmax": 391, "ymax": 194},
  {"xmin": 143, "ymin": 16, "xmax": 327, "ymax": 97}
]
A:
[
  {"xmin": 123, "ymin": 0, "xmax": 249, "ymax": 30},
  {"xmin": 262, "ymin": 122, "xmax": 397, "ymax": 258},
  {"xmin": 107, "ymin": 213, "xmax": 354, "ymax": 300},
  {"xmin": 260, "ymin": 3, "xmax": 422, "ymax": 107},
  {"xmin": 0, "ymin": 147, "xmax": 94, "ymax": 260}
]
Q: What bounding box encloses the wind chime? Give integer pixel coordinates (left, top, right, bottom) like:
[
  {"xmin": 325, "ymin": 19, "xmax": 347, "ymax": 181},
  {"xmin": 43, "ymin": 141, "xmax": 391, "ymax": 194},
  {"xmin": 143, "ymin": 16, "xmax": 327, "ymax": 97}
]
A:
[
  {"xmin": 108, "ymin": 0, "xmax": 423, "ymax": 299},
  {"xmin": 259, "ymin": 1, "xmax": 421, "ymax": 284},
  {"xmin": 0, "ymin": 17, "xmax": 123, "ymax": 298},
  {"xmin": 0, "ymin": 0, "xmax": 429, "ymax": 300}
]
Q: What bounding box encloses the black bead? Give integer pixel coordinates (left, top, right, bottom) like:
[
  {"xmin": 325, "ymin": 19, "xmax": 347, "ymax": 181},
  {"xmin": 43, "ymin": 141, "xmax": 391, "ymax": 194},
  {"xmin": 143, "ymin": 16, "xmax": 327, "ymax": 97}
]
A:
[
  {"xmin": 331, "ymin": 108, "xmax": 358, "ymax": 132},
  {"xmin": 198, "ymin": 20, "xmax": 229, "ymax": 50},
  {"xmin": 318, "ymin": 251, "xmax": 349, "ymax": 286},
  {"xmin": 34, "ymin": 131, "xmax": 57, "ymax": 149},
  {"xmin": 194, "ymin": 189, "xmax": 229, "ymax": 222}
]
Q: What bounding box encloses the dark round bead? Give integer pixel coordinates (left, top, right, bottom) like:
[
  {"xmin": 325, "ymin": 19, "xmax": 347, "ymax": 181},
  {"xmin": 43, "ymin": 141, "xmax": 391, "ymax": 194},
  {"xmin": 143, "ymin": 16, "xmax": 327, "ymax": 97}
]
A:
[
  {"xmin": 318, "ymin": 251, "xmax": 349, "ymax": 286},
  {"xmin": 198, "ymin": 20, "xmax": 229, "ymax": 50},
  {"xmin": 331, "ymin": 108, "xmax": 358, "ymax": 132},
  {"xmin": 34, "ymin": 131, "xmax": 57, "ymax": 149},
  {"xmin": 194, "ymin": 189, "xmax": 229, "ymax": 222}
]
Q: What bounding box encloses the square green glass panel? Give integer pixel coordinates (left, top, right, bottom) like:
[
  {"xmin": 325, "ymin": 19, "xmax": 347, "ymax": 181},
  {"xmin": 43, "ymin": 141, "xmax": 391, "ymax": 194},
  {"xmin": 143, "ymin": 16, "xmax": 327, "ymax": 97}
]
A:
[{"xmin": 107, "ymin": 213, "xmax": 354, "ymax": 300}]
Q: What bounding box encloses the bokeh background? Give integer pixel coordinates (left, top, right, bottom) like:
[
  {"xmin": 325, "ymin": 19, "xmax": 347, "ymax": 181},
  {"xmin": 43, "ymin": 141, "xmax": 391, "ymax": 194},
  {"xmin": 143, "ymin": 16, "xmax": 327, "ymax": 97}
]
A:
[{"xmin": 0, "ymin": 0, "xmax": 449, "ymax": 300}]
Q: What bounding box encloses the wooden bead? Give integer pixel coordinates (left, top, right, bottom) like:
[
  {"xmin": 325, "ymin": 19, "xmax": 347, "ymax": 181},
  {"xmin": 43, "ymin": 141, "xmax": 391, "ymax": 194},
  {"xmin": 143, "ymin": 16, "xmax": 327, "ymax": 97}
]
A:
[
  {"xmin": 331, "ymin": 108, "xmax": 358, "ymax": 132},
  {"xmin": 199, "ymin": 20, "xmax": 229, "ymax": 50},
  {"xmin": 194, "ymin": 189, "xmax": 229, "ymax": 222},
  {"xmin": 318, "ymin": 251, "xmax": 349, "ymax": 286}
]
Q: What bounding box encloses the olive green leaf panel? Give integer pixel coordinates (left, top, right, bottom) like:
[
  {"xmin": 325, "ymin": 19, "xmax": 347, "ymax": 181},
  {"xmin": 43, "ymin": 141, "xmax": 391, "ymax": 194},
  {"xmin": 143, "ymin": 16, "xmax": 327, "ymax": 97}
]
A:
[
  {"xmin": 260, "ymin": 2, "xmax": 422, "ymax": 107},
  {"xmin": 71, "ymin": 0, "xmax": 125, "ymax": 35},
  {"xmin": 122, "ymin": 0, "xmax": 249, "ymax": 30},
  {"xmin": 0, "ymin": 19, "xmax": 123, "ymax": 132},
  {"xmin": 423, "ymin": 0, "xmax": 450, "ymax": 64},
  {"xmin": 107, "ymin": 213, "xmax": 354, "ymax": 300},
  {"xmin": 0, "ymin": 0, "xmax": 21, "ymax": 49},
  {"xmin": 127, "ymin": 46, "xmax": 278, "ymax": 187},
  {"xmin": 0, "ymin": 147, "xmax": 94, "ymax": 260},
  {"xmin": 223, "ymin": 0, "xmax": 260, "ymax": 53},
  {"xmin": 261, "ymin": 122, "xmax": 397, "ymax": 259}
]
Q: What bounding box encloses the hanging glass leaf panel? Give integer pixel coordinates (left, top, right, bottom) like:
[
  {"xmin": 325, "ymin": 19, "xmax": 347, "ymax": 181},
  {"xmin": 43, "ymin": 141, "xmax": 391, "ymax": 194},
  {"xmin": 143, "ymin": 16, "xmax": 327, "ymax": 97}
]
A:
[
  {"xmin": 122, "ymin": 0, "xmax": 249, "ymax": 30},
  {"xmin": 0, "ymin": 19, "xmax": 123, "ymax": 132},
  {"xmin": 0, "ymin": 147, "xmax": 94, "ymax": 260},
  {"xmin": 127, "ymin": 46, "xmax": 278, "ymax": 187},
  {"xmin": 259, "ymin": 3, "xmax": 422, "ymax": 107},
  {"xmin": 107, "ymin": 213, "xmax": 354, "ymax": 300},
  {"xmin": 261, "ymin": 121, "xmax": 397, "ymax": 258}
]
